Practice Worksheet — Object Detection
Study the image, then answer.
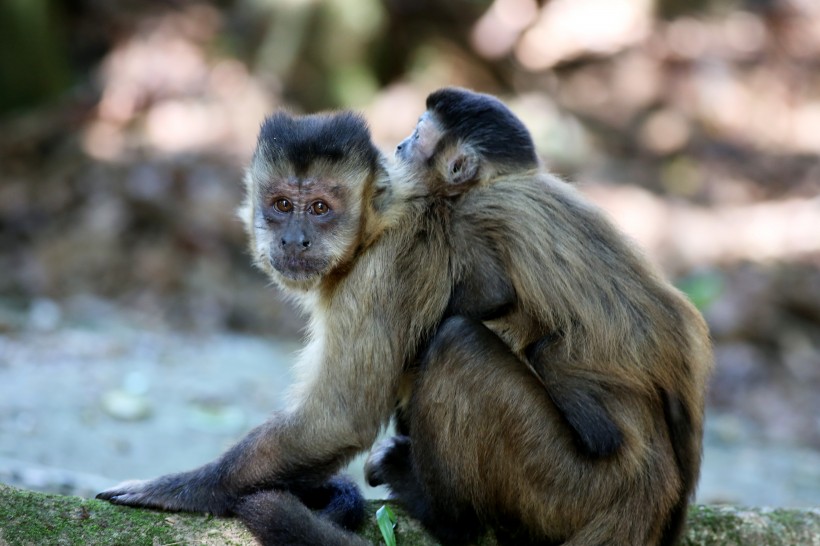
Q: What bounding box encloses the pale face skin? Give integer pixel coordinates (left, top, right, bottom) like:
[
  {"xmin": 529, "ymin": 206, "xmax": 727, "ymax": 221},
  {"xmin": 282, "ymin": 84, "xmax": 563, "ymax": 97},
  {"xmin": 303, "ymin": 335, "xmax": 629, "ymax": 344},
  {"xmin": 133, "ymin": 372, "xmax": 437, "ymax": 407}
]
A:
[
  {"xmin": 255, "ymin": 175, "xmax": 340, "ymax": 282},
  {"xmin": 393, "ymin": 110, "xmax": 482, "ymax": 197},
  {"xmin": 395, "ymin": 112, "xmax": 443, "ymax": 164}
]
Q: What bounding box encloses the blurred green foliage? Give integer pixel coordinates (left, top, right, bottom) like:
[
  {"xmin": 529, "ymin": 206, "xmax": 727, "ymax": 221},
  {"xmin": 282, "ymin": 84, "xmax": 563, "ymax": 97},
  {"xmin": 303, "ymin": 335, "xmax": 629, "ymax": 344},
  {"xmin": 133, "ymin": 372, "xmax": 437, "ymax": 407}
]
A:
[
  {"xmin": 0, "ymin": 0, "xmax": 71, "ymax": 113},
  {"xmin": 677, "ymin": 270, "xmax": 725, "ymax": 312}
]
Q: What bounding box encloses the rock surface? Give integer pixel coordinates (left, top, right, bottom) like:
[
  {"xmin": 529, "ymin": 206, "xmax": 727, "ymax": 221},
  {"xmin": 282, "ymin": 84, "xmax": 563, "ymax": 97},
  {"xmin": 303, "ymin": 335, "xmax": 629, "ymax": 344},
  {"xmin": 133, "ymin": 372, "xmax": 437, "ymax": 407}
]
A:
[{"xmin": 2, "ymin": 484, "xmax": 820, "ymax": 546}]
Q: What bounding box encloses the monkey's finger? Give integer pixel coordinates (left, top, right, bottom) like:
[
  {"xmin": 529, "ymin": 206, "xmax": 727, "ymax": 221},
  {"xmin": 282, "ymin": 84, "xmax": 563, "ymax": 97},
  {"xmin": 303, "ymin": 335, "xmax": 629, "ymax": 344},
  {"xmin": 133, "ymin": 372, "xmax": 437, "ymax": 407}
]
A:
[
  {"xmin": 96, "ymin": 480, "xmax": 150, "ymax": 501},
  {"xmin": 96, "ymin": 474, "xmax": 235, "ymax": 514},
  {"xmin": 96, "ymin": 480, "xmax": 180, "ymax": 510}
]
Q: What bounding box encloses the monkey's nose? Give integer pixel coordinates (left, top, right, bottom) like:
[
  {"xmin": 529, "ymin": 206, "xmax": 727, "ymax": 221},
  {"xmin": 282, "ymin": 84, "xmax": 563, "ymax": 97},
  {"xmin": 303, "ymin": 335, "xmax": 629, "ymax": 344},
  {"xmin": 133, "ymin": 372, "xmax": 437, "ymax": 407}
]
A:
[{"xmin": 281, "ymin": 235, "xmax": 311, "ymax": 250}]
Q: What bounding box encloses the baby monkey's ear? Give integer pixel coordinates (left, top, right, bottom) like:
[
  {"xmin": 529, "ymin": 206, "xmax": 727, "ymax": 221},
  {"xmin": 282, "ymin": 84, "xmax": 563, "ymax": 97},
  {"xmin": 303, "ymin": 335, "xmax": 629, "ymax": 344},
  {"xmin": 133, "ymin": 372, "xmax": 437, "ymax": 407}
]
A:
[{"xmin": 441, "ymin": 146, "xmax": 481, "ymax": 196}]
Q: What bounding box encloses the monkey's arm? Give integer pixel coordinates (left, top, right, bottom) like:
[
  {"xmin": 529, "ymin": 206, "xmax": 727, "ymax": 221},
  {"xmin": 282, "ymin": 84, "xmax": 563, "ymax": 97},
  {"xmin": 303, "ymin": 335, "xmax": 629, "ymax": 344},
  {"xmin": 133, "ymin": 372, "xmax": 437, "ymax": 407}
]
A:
[
  {"xmin": 96, "ymin": 399, "xmax": 376, "ymax": 514},
  {"xmin": 97, "ymin": 321, "xmax": 409, "ymax": 515},
  {"xmin": 446, "ymin": 239, "xmax": 622, "ymax": 458},
  {"xmin": 446, "ymin": 249, "xmax": 515, "ymax": 321},
  {"xmin": 525, "ymin": 336, "xmax": 623, "ymax": 458},
  {"xmin": 97, "ymin": 228, "xmax": 448, "ymax": 514}
]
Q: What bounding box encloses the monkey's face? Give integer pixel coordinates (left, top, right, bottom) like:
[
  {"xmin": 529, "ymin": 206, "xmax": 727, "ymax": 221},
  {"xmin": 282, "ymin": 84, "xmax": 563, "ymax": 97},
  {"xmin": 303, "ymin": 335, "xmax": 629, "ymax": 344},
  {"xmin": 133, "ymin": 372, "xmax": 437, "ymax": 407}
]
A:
[
  {"xmin": 395, "ymin": 112, "xmax": 442, "ymax": 165},
  {"xmin": 245, "ymin": 162, "xmax": 363, "ymax": 289},
  {"xmin": 240, "ymin": 110, "xmax": 385, "ymax": 291},
  {"xmin": 395, "ymin": 111, "xmax": 481, "ymax": 197}
]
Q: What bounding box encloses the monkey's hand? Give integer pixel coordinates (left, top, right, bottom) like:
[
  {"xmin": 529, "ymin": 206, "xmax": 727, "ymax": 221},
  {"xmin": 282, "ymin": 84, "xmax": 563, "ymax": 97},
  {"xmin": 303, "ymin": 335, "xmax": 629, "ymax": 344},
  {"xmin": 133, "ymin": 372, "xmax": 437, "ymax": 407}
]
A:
[
  {"xmin": 364, "ymin": 435, "xmax": 412, "ymax": 489},
  {"xmin": 96, "ymin": 463, "xmax": 237, "ymax": 515}
]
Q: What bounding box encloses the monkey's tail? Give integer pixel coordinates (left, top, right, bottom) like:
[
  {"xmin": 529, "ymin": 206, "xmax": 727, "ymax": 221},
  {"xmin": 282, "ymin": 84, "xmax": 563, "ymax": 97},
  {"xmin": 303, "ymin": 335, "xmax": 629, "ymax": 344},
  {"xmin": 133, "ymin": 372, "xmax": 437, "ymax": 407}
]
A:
[
  {"xmin": 659, "ymin": 389, "xmax": 701, "ymax": 546},
  {"xmin": 234, "ymin": 475, "xmax": 371, "ymax": 546}
]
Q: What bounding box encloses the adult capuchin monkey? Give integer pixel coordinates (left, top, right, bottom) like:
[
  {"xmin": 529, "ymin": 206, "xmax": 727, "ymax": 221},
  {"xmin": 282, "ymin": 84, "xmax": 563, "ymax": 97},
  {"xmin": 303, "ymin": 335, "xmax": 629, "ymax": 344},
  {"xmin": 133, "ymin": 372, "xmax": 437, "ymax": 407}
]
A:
[
  {"xmin": 97, "ymin": 96, "xmax": 711, "ymax": 545},
  {"xmin": 363, "ymin": 88, "xmax": 713, "ymax": 546},
  {"xmin": 97, "ymin": 111, "xmax": 453, "ymax": 545}
]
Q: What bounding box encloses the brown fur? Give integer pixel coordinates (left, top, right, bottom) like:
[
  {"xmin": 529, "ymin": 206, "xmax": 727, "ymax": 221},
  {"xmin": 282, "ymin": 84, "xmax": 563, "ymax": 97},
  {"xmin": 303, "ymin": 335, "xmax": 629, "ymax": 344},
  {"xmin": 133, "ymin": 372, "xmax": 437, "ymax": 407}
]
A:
[
  {"xmin": 391, "ymin": 167, "xmax": 712, "ymax": 544},
  {"xmin": 369, "ymin": 88, "xmax": 713, "ymax": 545},
  {"xmin": 96, "ymin": 106, "xmax": 712, "ymax": 546},
  {"xmin": 96, "ymin": 112, "xmax": 454, "ymax": 544}
]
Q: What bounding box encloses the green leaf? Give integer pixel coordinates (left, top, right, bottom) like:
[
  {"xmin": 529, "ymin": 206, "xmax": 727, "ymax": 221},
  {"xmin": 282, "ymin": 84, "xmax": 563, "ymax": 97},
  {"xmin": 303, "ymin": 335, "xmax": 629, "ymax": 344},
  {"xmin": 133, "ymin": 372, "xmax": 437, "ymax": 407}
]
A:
[
  {"xmin": 376, "ymin": 504, "xmax": 398, "ymax": 546},
  {"xmin": 676, "ymin": 270, "xmax": 724, "ymax": 311}
]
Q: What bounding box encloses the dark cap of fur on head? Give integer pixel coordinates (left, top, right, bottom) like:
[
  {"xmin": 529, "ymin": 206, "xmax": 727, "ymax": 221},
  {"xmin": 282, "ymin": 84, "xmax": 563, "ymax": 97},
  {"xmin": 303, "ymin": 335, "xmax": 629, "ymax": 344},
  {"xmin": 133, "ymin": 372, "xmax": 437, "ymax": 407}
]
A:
[
  {"xmin": 257, "ymin": 111, "xmax": 381, "ymax": 174},
  {"xmin": 426, "ymin": 87, "xmax": 538, "ymax": 171}
]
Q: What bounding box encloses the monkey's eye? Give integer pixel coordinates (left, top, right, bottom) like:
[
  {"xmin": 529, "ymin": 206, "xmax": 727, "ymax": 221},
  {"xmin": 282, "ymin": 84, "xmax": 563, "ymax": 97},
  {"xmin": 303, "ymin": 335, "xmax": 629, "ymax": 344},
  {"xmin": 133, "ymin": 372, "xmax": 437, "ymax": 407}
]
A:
[
  {"xmin": 308, "ymin": 201, "xmax": 330, "ymax": 216},
  {"xmin": 273, "ymin": 199, "xmax": 293, "ymax": 213}
]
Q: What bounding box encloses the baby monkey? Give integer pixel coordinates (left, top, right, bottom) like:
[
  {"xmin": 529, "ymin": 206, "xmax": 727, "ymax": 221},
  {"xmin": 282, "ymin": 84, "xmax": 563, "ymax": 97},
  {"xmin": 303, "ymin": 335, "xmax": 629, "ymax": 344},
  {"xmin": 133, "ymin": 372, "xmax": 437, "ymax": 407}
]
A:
[
  {"xmin": 391, "ymin": 88, "xmax": 623, "ymax": 458},
  {"xmin": 365, "ymin": 88, "xmax": 713, "ymax": 546}
]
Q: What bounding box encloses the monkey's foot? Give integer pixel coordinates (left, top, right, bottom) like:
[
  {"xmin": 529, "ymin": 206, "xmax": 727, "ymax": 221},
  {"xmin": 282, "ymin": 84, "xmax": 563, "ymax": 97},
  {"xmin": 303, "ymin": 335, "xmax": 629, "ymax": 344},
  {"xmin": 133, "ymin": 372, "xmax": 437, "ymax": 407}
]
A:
[
  {"xmin": 364, "ymin": 435, "xmax": 412, "ymax": 488},
  {"xmin": 96, "ymin": 468, "xmax": 236, "ymax": 515}
]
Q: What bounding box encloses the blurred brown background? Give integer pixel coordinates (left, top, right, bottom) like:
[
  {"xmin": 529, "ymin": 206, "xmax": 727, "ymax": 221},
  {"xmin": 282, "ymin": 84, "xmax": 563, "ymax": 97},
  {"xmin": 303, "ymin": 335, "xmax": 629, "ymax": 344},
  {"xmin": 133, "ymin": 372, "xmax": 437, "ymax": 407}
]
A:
[{"xmin": 0, "ymin": 0, "xmax": 819, "ymax": 507}]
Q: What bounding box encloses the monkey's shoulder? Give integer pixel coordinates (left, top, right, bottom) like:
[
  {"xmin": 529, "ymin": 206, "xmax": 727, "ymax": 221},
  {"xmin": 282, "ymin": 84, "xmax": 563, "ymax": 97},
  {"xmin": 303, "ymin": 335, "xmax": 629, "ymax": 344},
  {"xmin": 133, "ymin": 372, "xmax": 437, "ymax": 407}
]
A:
[{"xmin": 320, "ymin": 205, "xmax": 452, "ymax": 311}]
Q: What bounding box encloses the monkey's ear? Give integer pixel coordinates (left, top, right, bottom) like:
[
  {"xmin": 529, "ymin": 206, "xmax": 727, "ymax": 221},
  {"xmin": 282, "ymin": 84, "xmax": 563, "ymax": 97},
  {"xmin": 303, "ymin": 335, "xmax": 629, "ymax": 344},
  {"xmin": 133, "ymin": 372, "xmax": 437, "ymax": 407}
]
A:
[
  {"xmin": 443, "ymin": 152, "xmax": 480, "ymax": 195},
  {"xmin": 372, "ymin": 177, "xmax": 393, "ymax": 213}
]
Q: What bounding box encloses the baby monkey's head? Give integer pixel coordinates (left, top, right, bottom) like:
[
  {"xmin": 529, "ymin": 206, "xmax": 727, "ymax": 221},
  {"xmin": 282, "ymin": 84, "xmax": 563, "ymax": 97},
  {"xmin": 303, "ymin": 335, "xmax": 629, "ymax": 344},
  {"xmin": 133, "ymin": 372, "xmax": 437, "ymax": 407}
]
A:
[{"xmin": 394, "ymin": 87, "xmax": 539, "ymax": 197}]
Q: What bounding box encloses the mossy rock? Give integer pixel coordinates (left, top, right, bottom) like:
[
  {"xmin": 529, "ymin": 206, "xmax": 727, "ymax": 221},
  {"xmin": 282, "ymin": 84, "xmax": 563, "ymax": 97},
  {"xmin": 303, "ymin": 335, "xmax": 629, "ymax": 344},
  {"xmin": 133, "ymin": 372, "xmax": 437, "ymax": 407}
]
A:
[{"xmin": 2, "ymin": 483, "xmax": 819, "ymax": 545}]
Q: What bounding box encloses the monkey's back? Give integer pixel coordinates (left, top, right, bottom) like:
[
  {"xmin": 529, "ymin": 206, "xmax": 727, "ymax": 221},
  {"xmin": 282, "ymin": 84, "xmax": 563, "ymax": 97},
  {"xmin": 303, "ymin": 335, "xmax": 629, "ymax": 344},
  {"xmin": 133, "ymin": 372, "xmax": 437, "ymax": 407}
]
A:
[
  {"xmin": 454, "ymin": 172, "xmax": 711, "ymax": 387},
  {"xmin": 451, "ymin": 172, "xmax": 713, "ymax": 541}
]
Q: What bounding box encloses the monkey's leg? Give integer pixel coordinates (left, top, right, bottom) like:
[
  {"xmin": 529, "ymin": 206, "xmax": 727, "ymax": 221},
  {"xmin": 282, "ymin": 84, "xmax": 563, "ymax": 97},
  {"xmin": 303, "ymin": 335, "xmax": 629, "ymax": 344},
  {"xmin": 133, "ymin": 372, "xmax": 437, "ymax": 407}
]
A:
[
  {"xmin": 367, "ymin": 316, "xmax": 538, "ymax": 545},
  {"xmin": 289, "ymin": 473, "xmax": 368, "ymax": 531},
  {"xmin": 234, "ymin": 489, "xmax": 371, "ymax": 546},
  {"xmin": 234, "ymin": 474, "xmax": 370, "ymax": 546},
  {"xmin": 366, "ymin": 433, "xmax": 482, "ymax": 546},
  {"xmin": 374, "ymin": 316, "xmax": 673, "ymax": 545},
  {"xmin": 525, "ymin": 335, "xmax": 623, "ymax": 458}
]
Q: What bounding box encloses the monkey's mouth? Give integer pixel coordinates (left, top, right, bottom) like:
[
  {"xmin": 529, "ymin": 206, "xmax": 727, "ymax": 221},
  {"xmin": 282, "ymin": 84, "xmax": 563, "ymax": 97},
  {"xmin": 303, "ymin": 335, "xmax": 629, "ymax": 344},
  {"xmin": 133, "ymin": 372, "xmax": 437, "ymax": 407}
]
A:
[{"xmin": 270, "ymin": 255, "xmax": 329, "ymax": 280}]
